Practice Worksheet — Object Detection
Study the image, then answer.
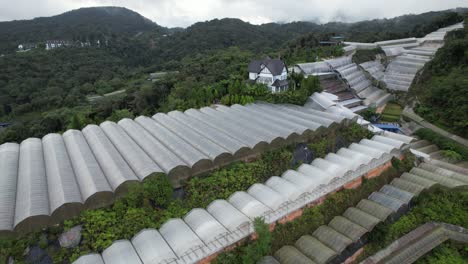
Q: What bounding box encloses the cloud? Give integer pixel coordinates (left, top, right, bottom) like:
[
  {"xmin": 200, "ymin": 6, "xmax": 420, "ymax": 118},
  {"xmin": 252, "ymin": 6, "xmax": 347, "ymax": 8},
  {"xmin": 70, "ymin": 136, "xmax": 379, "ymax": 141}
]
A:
[{"xmin": 0, "ymin": 0, "xmax": 466, "ymax": 27}]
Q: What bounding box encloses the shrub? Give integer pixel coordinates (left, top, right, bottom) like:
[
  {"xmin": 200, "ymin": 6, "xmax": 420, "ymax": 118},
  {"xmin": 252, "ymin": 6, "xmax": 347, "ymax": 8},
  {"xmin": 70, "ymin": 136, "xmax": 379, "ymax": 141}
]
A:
[
  {"xmin": 441, "ymin": 150, "xmax": 463, "ymax": 163},
  {"xmin": 414, "ymin": 128, "xmax": 468, "ymax": 160},
  {"xmin": 214, "ymin": 218, "xmax": 272, "ymax": 264}
]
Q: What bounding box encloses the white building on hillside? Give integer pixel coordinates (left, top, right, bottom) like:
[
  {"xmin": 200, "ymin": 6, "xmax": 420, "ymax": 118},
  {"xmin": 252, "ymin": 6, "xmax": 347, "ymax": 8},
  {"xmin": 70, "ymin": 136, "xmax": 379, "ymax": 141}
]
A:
[{"xmin": 248, "ymin": 57, "xmax": 289, "ymax": 93}]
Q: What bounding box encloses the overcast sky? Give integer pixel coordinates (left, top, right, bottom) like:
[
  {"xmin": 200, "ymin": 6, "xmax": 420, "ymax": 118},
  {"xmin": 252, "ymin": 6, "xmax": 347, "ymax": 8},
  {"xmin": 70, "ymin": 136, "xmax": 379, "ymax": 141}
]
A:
[{"xmin": 0, "ymin": 0, "xmax": 466, "ymax": 27}]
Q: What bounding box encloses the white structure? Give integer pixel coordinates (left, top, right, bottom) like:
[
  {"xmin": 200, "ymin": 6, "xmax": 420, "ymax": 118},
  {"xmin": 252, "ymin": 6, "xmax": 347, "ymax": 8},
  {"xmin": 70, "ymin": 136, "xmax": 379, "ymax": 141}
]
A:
[{"xmin": 248, "ymin": 57, "xmax": 289, "ymax": 93}]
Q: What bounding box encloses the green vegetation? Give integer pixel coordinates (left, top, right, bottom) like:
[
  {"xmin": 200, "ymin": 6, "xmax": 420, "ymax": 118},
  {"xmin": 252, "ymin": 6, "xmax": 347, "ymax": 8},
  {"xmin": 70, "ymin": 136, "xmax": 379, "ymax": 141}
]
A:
[
  {"xmin": 214, "ymin": 154, "xmax": 415, "ymax": 263},
  {"xmin": 281, "ymin": 33, "xmax": 344, "ymax": 64},
  {"xmin": 357, "ymin": 186, "xmax": 468, "ymax": 261},
  {"xmin": 217, "ymin": 219, "xmax": 272, "ymax": 264},
  {"xmin": 412, "ymin": 19, "xmax": 468, "ymax": 138},
  {"xmin": 0, "ymin": 123, "xmax": 371, "ymax": 263},
  {"xmin": 414, "ymin": 128, "xmax": 468, "ymax": 161},
  {"xmin": 352, "ymin": 48, "xmax": 384, "ymax": 65},
  {"xmin": 415, "ymin": 242, "xmax": 468, "ymax": 264},
  {"xmin": 1, "ymin": 8, "xmax": 465, "ymax": 144},
  {"xmin": 0, "ymin": 45, "xmax": 323, "ymax": 144},
  {"xmin": 381, "ymin": 102, "xmax": 403, "ymax": 122}
]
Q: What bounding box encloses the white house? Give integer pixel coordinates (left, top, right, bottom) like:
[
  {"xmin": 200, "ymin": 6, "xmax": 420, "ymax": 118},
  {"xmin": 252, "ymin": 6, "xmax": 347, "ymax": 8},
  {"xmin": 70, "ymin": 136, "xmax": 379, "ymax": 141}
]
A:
[{"xmin": 248, "ymin": 57, "xmax": 289, "ymax": 93}]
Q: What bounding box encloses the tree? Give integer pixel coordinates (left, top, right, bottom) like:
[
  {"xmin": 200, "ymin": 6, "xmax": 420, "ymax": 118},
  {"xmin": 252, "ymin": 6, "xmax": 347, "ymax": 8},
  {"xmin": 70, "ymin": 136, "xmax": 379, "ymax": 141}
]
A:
[
  {"xmin": 300, "ymin": 76, "xmax": 322, "ymax": 94},
  {"xmin": 241, "ymin": 218, "xmax": 272, "ymax": 264},
  {"xmin": 108, "ymin": 109, "xmax": 134, "ymax": 122},
  {"xmin": 69, "ymin": 114, "xmax": 84, "ymax": 130}
]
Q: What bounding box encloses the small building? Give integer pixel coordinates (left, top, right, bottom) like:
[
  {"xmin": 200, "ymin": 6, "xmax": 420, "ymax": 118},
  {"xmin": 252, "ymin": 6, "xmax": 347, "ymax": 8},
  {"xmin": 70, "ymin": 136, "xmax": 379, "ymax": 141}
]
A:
[
  {"xmin": 320, "ymin": 36, "xmax": 345, "ymax": 46},
  {"xmin": 248, "ymin": 57, "xmax": 288, "ymax": 93},
  {"xmin": 45, "ymin": 40, "xmax": 72, "ymax": 50},
  {"xmin": 17, "ymin": 43, "xmax": 36, "ymax": 52}
]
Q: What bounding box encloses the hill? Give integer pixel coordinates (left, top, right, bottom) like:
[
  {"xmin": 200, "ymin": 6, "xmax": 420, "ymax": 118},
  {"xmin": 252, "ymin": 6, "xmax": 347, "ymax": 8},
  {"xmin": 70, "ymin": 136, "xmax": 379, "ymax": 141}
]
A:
[
  {"xmin": 0, "ymin": 6, "xmax": 165, "ymax": 52},
  {"xmin": 411, "ymin": 19, "xmax": 468, "ymax": 138}
]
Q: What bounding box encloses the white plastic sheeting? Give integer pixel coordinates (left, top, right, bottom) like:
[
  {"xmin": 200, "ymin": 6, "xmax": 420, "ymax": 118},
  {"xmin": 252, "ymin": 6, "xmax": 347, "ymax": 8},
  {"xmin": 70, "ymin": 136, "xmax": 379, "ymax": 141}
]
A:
[
  {"xmin": 102, "ymin": 240, "xmax": 142, "ymax": 264},
  {"xmin": 0, "ymin": 143, "xmax": 19, "ymax": 234},
  {"xmin": 1, "ymin": 102, "xmax": 354, "ymax": 234},
  {"xmin": 132, "ymin": 229, "xmax": 177, "ymax": 264},
  {"xmin": 74, "ymin": 131, "xmax": 412, "ymax": 264}
]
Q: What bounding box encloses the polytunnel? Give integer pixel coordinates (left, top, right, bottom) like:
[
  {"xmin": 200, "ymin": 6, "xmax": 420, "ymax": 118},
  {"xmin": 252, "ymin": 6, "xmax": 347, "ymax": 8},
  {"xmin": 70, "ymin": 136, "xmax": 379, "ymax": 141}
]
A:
[
  {"xmin": 82, "ymin": 125, "xmax": 139, "ymax": 196},
  {"xmin": 400, "ymin": 172, "xmax": 436, "ymax": 188},
  {"xmin": 265, "ymin": 176, "xmax": 304, "ymax": 202},
  {"xmin": 100, "ymin": 121, "xmax": 163, "ymax": 180},
  {"xmin": 74, "ymin": 254, "xmax": 104, "ymax": 264},
  {"xmin": 228, "ymin": 191, "xmax": 273, "ymax": 221},
  {"xmin": 167, "ymin": 110, "xmax": 251, "ymax": 159},
  {"xmin": 117, "ymin": 118, "xmax": 191, "ymax": 182},
  {"xmin": 63, "ymin": 130, "xmax": 114, "ymax": 209},
  {"xmin": 199, "ymin": 106, "xmax": 282, "ymax": 147},
  {"xmin": 258, "ymin": 256, "xmax": 281, "ymax": 264},
  {"xmin": 0, "ymin": 143, "xmax": 19, "ymax": 236},
  {"xmin": 328, "ymin": 216, "xmax": 368, "ymax": 242},
  {"xmin": 295, "ymin": 235, "xmax": 337, "ymax": 264},
  {"xmin": 152, "ymin": 113, "xmax": 234, "ymax": 167},
  {"xmin": 247, "ymin": 184, "xmax": 289, "ymax": 212},
  {"xmin": 14, "ymin": 138, "xmax": 50, "ymax": 234},
  {"xmin": 274, "ymin": 245, "xmax": 316, "ymax": 264},
  {"xmin": 410, "ymin": 167, "xmax": 464, "ymax": 188},
  {"xmin": 184, "ymin": 108, "xmax": 269, "ymax": 154},
  {"xmin": 368, "ymin": 192, "xmax": 405, "ymax": 212},
  {"xmin": 42, "ymin": 133, "xmax": 83, "ymax": 224},
  {"xmin": 232, "ymin": 104, "xmax": 310, "ymax": 140},
  {"xmin": 135, "ymin": 115, "xmax": 213, "ymax": 176},
  {"xmin": 206, "ymin": 199, "xmax": 252, "ymax": 235},
  {"xmin": 251, "ymin": 103, "xmax": 326, "ymax": 136},
  {"xmin": 214, "ymin": 104, "xmax": 299, "ymax": 145},
  {"xmin": 356, "ymin": 199, "xmax": 393, "ymax": 221},
  {"xmin": 379, "ymin": 185, "xmax": 414, "ymax": 204},
  {"xmin": 131, "ymin": 229, "xmax": 177, "ymax": 264},
  {"xmin": 418, "ymin": 163, "xmax": 468, "ymax": 183},
  {"xmin": 313, "ymin": 225, "xmax": 353, "ymax": 253},
  {"xmin": 390, "ymin": 178, "xmax": 425, "ymax": 196},
  {"xmin": 281, "ymin": 170, "xmax": 318, "ymax": 194},
  {"xmin": 159, "ymin": 218, "xmax": 206, "ymax": 259},
  {"xmin": 102, "ymin": 240, "xmax": 142, "ymax": 264},
  {"xmin": 184, "ymin": 208, "xmax": 230, "ymax": 251},
  {"xmin": 342, "ymin": 207, "xmax": 381, "ymax": 231}
]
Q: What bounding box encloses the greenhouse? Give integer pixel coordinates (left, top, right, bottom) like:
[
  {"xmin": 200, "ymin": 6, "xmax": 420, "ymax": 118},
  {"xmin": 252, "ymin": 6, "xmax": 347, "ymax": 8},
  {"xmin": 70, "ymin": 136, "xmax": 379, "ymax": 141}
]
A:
[
  {"xmin": 263, "ymin": 160, "xmax": 468, "ymax": 264},
  {"xmin": 73, "ymin": 131, "xmax": 416, "ymax": 264},
  {"xmin": 1, "ymin": 101, "xmax": 362, "ymax": 235}
]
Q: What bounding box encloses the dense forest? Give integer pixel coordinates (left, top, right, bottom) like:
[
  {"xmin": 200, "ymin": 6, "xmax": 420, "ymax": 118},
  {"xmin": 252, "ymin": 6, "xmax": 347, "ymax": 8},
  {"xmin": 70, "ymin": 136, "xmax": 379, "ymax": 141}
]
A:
[
  {"xmin": 0, "ymin": 7, "xmax": 466, "ymax": 144},
  {"xmin": 412, "ymin": 18, "xmax": 468, "ymax": 138}
]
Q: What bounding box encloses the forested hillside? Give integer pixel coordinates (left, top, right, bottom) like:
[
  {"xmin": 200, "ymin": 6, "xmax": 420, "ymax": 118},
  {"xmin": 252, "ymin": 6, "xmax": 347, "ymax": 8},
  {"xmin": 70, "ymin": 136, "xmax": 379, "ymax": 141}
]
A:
[
  {"xmin": 0, "ymin": 7, "xmax": 467, "ymax": 144},
  {"xmin": 412, "ymin": 19, "xmax": 468, "ymax": 138},
  {"xmin": 0, "ymin": 6, "xmax": 164, "ymax": 52}
]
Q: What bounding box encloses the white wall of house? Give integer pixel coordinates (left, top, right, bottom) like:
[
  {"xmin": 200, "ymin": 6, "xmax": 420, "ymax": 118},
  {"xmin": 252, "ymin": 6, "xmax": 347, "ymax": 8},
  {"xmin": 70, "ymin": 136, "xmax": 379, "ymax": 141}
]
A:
[{"xmin": 249, "ymin": 72, "xmax": 257, "ymax": 80}]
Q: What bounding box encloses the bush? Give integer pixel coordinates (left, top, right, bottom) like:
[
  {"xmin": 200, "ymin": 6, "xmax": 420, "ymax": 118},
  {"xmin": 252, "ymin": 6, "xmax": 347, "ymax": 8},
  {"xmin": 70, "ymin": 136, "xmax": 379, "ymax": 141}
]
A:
[
  {"xmin": 214, "ymin": 153, "xmax": 414, "ymax": 260},
  {"xmin": 414, "ymin": 128, "xmax": 468, "ymax": 160},
  {"xmin": 352, "ymin": 48, "xmax": 384, "ymax": 64},
  {"xmin": 359, "ymin": 186, "xmax": 468, "ymax": 261},
  {"xmin": 441, "ymin": 150, "xmax": 463, "ymax": 163},
  {"xmin": 214, "ymin": 218, "xmax": 272, "ymax": 264}
]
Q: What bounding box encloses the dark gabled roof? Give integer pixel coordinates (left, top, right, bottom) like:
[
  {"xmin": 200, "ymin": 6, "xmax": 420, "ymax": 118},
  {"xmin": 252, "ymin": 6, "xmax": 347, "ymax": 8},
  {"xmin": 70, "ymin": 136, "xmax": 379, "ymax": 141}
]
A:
[
  {"xmin": 248, "ymin": 60, "xmax": 264, "ymax": 73},
  {"xmin": 248, "ymin": 57, "xmax": 286, "ymax": 76},
  {"xmin": 272, "ymin": 79, "xmax": 289, "ymax": 87}
]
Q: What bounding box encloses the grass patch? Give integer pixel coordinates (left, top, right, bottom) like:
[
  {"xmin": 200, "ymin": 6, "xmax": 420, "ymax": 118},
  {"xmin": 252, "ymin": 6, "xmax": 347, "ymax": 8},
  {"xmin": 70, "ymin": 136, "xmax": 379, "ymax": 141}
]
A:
[{"xmin": 380, "ymin": 102, "xmax": 402, "ymax": 122}]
